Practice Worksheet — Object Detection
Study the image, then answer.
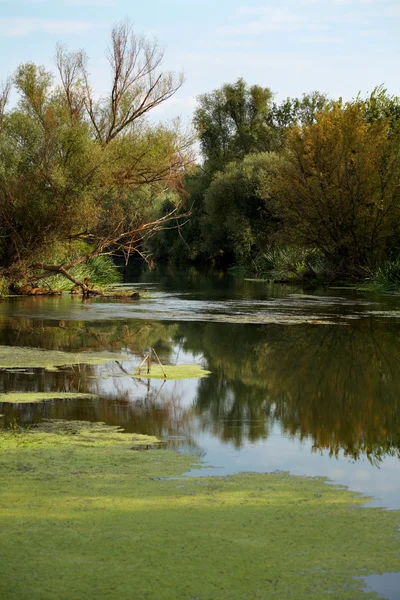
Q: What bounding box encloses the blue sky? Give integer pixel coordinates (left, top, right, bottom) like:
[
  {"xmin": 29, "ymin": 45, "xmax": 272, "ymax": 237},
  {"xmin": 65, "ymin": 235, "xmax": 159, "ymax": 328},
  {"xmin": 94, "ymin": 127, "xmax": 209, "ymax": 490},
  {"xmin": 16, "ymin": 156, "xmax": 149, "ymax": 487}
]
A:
[{"xmin": 0, "ymin": 0, "xmax": 399, "ymax": 123}]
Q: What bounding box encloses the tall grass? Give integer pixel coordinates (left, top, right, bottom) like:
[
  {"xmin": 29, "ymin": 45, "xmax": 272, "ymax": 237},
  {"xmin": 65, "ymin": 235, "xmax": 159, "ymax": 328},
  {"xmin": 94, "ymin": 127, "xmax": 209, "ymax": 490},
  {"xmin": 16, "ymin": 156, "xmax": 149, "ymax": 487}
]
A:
[
  {"xmin": 252, "ymin": 247, "xmax": 326, "ymax": 283},
  {"xmin": 363, "ymin": 258, "xmax": 400, "ymax": 292},
  {"xmin": 41, "ymin": 256, "xmax": 122, "ymax": 291}
]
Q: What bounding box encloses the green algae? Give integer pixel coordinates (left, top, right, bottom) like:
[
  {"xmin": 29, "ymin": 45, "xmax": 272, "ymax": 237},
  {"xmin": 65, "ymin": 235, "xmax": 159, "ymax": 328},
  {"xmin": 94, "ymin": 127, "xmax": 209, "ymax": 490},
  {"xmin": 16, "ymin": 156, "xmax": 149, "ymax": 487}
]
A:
[
  {"xmin": 0, "ymin": 421, "xmax": 399, "ymax": 600},
  {"xmin": 30, "ymin": 419, "xmax": 161, "ymax": 447},
  {"xmin": 0, "ymin": 345, "xmax": 127, "ymax": 371},
  {"xmin": 0, "ymin": 392, "xmax": 98, "ymax": 404},
  {"xmin": 133, "ymin": 363, "xmax": 211, "ymax": 380}
]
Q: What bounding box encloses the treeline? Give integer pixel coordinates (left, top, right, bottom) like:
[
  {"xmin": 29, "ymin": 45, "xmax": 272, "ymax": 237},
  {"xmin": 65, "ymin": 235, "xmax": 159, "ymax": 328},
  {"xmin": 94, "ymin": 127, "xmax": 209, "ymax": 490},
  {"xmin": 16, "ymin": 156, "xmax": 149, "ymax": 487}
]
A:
[
  {"xmin": 150, "ymin": 79, "xmax": 400, "ymax": 287},
  {"xmin": 1, "ymin": 26, "xmax": 400, "ymax": 293}
]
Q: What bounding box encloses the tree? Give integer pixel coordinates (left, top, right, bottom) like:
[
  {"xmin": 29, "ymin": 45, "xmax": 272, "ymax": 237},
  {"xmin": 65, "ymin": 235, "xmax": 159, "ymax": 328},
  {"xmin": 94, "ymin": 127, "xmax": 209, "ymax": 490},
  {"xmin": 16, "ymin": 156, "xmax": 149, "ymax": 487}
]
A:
[
  {"xmin": 267, "ymin": 91, "xmax": 330, "ymax": 149},
  {"xmin": 275, "ymin": 99, "xmax": 400, "ymax": 273},
  {"xmin": 202, "ymin": 152, "xmax": 283, "ymax": 264},
  {"xmin": 194, "ymin": 78, "xmax": 274, "ymax": 173},
  {"xmin": 0, "ymin": 20, "xmax": 193, "ymax": 294}
]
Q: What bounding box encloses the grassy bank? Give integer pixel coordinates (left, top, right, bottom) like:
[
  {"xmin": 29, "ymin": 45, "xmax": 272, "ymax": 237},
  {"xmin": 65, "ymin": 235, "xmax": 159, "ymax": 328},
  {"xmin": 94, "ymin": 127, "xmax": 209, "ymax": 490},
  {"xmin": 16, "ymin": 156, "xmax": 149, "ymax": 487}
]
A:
[{"xmin": 0, "ymin": 420, "xmax": 399, "ymax": 600}]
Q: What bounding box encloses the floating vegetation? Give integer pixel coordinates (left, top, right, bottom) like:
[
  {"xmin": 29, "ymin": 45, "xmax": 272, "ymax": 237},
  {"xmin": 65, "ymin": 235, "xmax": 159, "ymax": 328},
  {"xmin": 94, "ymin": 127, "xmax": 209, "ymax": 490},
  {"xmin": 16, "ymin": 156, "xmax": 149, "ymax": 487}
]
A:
[
  {"xmin": 133, "ymin": 364, "xmax": 211, "ymax": 380},
  {"xmin": 0, "ymin": 346, "xmax": 127, "ymax": 371},
  {"xmin": 0, "ymin": 392, "xmax": 98, "ymax": 404},
  {"xmin": 0, "ymin": 421, "xmax": 399, "ymax": 599},
  {"xmin": 30, "ymin": 419, "xmax": 161, "ymax": 447}
]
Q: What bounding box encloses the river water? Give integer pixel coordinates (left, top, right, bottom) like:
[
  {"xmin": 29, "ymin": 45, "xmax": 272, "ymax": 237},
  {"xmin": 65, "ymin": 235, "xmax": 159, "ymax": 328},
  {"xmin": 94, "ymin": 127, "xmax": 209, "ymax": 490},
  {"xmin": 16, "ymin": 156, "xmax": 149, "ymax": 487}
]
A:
[{"xmin": 1, "ymin": 269, "xmax": 400, "ymax": 515}]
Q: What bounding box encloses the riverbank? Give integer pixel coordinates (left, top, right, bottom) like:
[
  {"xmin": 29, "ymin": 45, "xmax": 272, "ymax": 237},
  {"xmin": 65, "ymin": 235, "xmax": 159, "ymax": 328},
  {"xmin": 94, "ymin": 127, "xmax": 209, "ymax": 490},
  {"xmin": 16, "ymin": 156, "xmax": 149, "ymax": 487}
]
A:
[{"xmin": 0, "ymin": 420, "xmax": 399, "ymax": 600}]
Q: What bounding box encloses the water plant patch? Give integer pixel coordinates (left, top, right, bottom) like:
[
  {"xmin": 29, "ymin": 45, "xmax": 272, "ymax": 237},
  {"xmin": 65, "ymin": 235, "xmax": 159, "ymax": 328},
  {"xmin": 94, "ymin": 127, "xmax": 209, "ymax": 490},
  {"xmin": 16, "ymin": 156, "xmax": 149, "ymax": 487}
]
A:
[
  {"xmin": 0, "ymin": 392, "xmax": 98, "ymax": 404},
  {"xmin": 0, "ymin": 420, "xmax": 399, "ymax": 599},
  {"xmin": 0, "ymin": 345, "xmax": 127, "ymax": 371}
]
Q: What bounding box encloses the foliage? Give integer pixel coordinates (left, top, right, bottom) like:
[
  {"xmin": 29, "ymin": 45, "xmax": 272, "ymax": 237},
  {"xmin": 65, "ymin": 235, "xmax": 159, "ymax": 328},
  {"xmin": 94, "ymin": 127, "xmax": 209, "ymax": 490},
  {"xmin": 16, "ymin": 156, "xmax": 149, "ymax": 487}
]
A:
[
  {"xmin": 44, "ymin": 255, "xmax": 122, "ymax": 291},
  {"xmin": 194, "ymin": 78, "xmax": 275, "ymax": 173},
  {"xmin": 0, "ymin": 21, "xmax": 192, "ymax": 290},
  {"xmin": 202, "ymin": 152, "xmax": 283, "ymax": 264},
  {"xmin": 360, "ymin": 85, "xmax": 400, "ymax": 126},
  {"xmin": 363, "ymin": 257, "xmax": 400, "ymax": 291},
  {"xmin": 267, "ymin": 91, "xmax": 330, "ymax": 148},
  {"xmin": 0, "ymin": 276, "xmax": 9, "ymax": 296},
  {"xmin": 275, "ymin": 99, "xmax": 400, "ymax": 274},
  {"xmin": 252, "ymin": 246, "xmax": 327, "ymax": 282}
]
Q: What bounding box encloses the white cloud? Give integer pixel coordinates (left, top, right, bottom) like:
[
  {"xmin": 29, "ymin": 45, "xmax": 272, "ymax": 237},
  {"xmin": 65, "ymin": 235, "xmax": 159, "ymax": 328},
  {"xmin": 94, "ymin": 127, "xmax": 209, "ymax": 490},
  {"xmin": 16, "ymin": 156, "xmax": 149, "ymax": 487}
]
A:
[
  {"xmin": 300, "ymin": 35, "xmax": 343, "ymax": 43},
  {"xmin": 0, "ymin": 18, "xmax": 105, "ymax": 36},
  {"xmin": 212, "ymin": 40, "xmax": 265, "ymax": 49},
  {"xmin": 218, "ymin": 1, "xmax": 400, "ymax": 39},
  {"xmin": 221, "ymin": 6, "xmax": 305, "ymax": 35}
]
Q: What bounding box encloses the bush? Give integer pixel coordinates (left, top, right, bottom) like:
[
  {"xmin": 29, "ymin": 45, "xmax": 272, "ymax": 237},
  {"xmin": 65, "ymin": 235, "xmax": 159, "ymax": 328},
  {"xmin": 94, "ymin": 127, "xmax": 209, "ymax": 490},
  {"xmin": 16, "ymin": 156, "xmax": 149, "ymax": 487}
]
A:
[
  {"xmin": 253, "ymin": 247, "xmax": 326, "ymax": 282},
  {"xmin": 363, "ymin": 258, "xmax": 400, "ymax": 291},
  {"xmin": 0, "ymin": 275, "xmax": 9, "ymax": 296}
]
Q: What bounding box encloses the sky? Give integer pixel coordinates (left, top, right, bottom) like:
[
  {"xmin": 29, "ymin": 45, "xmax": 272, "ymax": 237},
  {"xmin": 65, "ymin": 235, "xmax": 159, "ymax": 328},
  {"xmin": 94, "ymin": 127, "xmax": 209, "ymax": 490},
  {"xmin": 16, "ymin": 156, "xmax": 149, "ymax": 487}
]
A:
[{"xmin": 0, "ymin": 0, "xmax": 399, "ymax": 123}]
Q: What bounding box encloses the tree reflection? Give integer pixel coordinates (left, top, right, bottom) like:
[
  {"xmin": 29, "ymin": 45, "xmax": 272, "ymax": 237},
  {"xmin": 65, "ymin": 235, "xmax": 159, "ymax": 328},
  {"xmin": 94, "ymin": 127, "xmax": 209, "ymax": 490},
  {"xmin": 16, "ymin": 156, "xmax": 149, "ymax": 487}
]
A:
[
  {"xmin": 179, "ymin": 318, "xmax": 400, "ymax": 463},
  {"xmin": 2, "ymin": 310, "xmax": 400, "ymax": 464}
]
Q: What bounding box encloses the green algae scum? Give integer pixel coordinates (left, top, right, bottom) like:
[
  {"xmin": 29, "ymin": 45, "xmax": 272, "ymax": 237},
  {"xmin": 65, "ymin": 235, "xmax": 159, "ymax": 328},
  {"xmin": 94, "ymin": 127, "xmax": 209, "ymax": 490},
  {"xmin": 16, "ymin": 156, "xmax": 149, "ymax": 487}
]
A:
[
  {"xmin": 0, "ymin": 392, "xmax": 98, "ymax": 404},
  {"xmin": 132, "ymin": 364, "xmax": 211, "ymax": 380},
  {"xmin": 0, "ymin": 421, "xmax": 399, "ymax": 600},
  {"xmin": 0, "ymin": 346, "xmax": 128, "ymax": 371}
]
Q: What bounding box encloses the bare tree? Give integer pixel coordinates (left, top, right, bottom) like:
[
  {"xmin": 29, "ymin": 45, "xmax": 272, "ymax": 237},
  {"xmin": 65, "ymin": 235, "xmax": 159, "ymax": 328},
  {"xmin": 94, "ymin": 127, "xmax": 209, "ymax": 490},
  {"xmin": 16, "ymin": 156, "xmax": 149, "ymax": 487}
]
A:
[{"xmin": 57, "ymin": 19, "xmax": 184, "ymax": 145}]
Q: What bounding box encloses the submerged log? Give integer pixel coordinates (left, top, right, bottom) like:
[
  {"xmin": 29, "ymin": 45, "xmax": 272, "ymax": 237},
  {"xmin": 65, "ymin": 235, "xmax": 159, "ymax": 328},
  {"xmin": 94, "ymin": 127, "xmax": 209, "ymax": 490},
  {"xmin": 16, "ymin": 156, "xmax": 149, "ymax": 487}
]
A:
[
  {"xmin": 17, "ymin": 286, "xmax": 62, "ymax": 296},
  {"xmin": 70, "ymin": 289, "xmax": 140, "ymax": 300}
]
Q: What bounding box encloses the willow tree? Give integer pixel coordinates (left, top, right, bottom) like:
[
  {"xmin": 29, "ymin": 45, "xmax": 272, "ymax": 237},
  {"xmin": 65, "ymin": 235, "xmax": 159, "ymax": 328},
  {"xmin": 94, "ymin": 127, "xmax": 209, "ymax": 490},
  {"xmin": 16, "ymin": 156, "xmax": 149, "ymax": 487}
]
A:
[{"xmin": 0, "ymin": 21, "xmax": 193, "ymax": 293}]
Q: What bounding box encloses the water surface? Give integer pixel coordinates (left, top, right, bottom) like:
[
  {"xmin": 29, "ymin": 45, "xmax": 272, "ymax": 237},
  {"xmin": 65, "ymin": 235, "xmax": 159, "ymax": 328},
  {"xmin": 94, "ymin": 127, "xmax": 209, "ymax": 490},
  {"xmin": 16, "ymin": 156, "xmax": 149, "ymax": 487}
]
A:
[{"xmin": 1, "ymin": 270, "xmax": 400, "ymax": 515}]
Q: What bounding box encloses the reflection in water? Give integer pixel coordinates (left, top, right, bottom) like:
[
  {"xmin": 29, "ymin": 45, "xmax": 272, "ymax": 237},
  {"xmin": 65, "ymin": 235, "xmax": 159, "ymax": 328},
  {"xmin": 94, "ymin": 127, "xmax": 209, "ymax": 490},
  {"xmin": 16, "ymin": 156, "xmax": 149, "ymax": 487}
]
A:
[
  {"xmin": 1, "ymin": 309, "xmax": 400, "ymax": 469},
  {"xmin": 186, "ymin": 319, "xmax": 400, "ymax": 464}
]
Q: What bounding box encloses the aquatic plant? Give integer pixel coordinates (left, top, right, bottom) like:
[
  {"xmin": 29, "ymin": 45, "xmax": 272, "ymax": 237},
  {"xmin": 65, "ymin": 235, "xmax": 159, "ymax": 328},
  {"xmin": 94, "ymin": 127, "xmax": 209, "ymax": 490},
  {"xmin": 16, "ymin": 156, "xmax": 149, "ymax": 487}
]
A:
[
  {"xmin": 0, "ymin": 346, "xmax": 127, "ymax": 371},
  {"xmin": 362, "ymin": 257, "xmax": 400, "ymax": 291},
  {"xmin": 0, "ymin": 392, "xmax": 98, "ymax": 404},
  {"xmin": 252, "ymin": 246, "xmax": 326, "ymax": 283},
  {"xmin": 133, "ymin": 363, "xmax": 211, "ymax": 380},
  {"xmin": 0, "ymin": 420, "xmax": 399, "ymax": 599}
]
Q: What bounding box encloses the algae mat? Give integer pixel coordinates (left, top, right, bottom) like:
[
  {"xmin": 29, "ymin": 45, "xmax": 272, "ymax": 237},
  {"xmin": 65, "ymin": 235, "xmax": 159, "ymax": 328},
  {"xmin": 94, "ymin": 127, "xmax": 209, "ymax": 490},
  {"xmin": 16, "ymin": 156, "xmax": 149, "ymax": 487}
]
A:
[
  {"xmin": 0, "ymin": 346, "xmax": 127, "ymax": 371},
  {"xmin": 0, "ymin": 392, "xmax": 98, "ymax": 404},
  {"xmin": 133, "ymin": 364, "xmax": 211, "ymax": 380},
  {"xmin": 0, "ymin": 421, "xmax": 399, "ymax": 600}
]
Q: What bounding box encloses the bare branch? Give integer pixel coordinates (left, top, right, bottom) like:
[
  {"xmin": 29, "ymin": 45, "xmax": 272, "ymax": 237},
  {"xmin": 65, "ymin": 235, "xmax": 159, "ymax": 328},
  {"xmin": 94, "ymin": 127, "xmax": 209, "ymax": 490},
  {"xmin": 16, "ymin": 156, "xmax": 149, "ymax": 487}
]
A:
[
  {"xmin": 56, "ymin": 44, "xmax": 85, "ymax": 122},
  {"xmin": 0, "ymin": 78, "xmax": 11, "ymax": 126}
]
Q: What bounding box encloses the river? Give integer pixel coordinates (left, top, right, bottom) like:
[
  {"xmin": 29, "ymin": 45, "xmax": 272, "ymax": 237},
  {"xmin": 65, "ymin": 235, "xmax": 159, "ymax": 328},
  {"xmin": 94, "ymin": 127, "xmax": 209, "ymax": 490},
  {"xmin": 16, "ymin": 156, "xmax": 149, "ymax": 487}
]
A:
[{"xmin": 1, "ymin": 268, "xmax": 400, "ymax": 514}]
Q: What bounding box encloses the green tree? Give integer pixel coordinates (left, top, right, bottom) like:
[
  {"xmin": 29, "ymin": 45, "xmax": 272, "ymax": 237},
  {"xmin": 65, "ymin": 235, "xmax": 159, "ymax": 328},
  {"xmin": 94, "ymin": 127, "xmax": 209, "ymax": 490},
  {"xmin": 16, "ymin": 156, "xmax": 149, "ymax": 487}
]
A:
[
  {"xmin": 148, "ymin": 167, "xmax": 210, "ymax": 265},
  {"xmin": 0, "ymin": 21, "xmax": 192, "ymax": 293},
  {"xmin": 194, "ymin": 78, "xmax": 274, "ymax": 174},
  {"xmin": 203, "ymin": 152, "xmax": 283, "ymax": 264},
  {"xmin": 267, "ymin": 91, "xmax": 330, "ymax": 149}
]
